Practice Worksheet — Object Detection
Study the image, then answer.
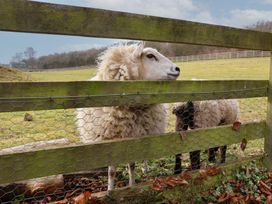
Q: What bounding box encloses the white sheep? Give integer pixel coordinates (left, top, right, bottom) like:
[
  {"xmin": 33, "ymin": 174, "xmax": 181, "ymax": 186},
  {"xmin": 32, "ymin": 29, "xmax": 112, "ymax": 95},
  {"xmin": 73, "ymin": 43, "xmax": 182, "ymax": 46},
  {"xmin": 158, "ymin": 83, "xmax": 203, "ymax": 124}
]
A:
[
  {"xmin": 172, "ymin": 99, "xmax": 239, "ymax": 173},
  {"xmin": 76, "ymin": 43, "xmax": 180, "ymax": 190}
]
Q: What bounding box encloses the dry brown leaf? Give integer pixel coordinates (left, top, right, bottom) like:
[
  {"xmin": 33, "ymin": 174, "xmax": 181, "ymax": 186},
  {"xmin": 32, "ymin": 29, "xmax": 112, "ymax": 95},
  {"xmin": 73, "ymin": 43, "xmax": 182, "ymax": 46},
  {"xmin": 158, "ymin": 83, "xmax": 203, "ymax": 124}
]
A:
[
  {"xmin": 179, "ymin": 171, "xmax": 192, "ymax": 180},
  {"xmin": 179, "ymin": 131, "xmax": 187, "ymax": 140},
  {"xmin": 266, "ymin": 195, "xmax": 272, "ymax": 204},
  {"xmin": 56, "ymin": 200, "xmax": 68, "ymax": 204},
  {"xmin": 199, "ymin": 169, "xmax": 208, "ymax": 179},
  {"xmin": 178, "ymin": 179, "xmax": 189, "ymax": 185},
  {"xmin": 207, "ymin": 166, "xmax": 221, "ymax": 176},
  {"xmin": 259, "ymin": 186, "xmax": 271, "ymax": 196},
  {"xmin": 218, "ymin": 192, "xmax": 229, "ymax": 203},
  {"xmin": 259, "ymin": 180, "xmax": 272, "ymax": 191},
  {"xmin": 232, "ymin": 121, "xmax": 241, "ymax": 131}
]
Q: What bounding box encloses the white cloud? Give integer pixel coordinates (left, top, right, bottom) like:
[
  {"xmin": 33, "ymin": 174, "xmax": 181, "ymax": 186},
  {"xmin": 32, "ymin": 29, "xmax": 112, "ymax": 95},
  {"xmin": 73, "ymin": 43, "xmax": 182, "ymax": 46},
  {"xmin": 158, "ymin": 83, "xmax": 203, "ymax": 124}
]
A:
[
  {"xmin": 262, "ymin": 0, "xmax": 272, "ymax": 4},
  {"xmin": 83, "ymin": 0, "xmax": 213, "ymax": 22},
  {"xmin": 223, "ymin": 9, "xmax": 272, "ymax": 27},
  {"xmin": 58, "ymin": 39, "xmax": 129, "ymax": 52},
  {"xmin": 59, "ymin": 43, "xmax": 103, "ymax": 52}
]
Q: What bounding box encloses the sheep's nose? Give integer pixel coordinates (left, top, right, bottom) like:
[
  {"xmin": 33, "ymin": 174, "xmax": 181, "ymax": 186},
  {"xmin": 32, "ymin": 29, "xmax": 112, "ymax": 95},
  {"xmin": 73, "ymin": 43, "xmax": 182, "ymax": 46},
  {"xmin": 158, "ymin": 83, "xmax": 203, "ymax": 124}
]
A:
[{"xmin": 175, "ymin": 67, "xmax": 180, "ymax": 72}]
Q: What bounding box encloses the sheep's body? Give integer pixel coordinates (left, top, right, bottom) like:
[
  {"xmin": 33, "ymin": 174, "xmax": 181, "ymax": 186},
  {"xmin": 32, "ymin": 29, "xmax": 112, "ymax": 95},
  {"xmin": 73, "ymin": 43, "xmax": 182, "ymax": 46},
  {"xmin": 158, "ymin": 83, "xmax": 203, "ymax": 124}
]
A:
[
  {"xmin": 76, "ymin": 43, "xmax": 180, "ymax": 190},
  {"xmin": 173, "ymin": 99, "xmax": 239, "ymax": 172},
  {"xmin": 174, "ymin": 99, "xmax": 239, "ymax": 130},
  {"xmin": 77, "ymin": 105, "xmax": 166, "ymax": 143}
]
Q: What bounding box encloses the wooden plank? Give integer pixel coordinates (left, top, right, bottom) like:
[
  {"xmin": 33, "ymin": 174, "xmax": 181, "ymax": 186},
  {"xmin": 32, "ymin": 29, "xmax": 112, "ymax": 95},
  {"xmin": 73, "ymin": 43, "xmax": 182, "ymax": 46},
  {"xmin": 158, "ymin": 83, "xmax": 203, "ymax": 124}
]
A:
[
  {"xmin": 0, "ymin": 80, "xmax": 267, "ymax": 112},
  {"xmin": 0, "ymin": 0, "xmax": 271, "ymax": 50},
  {"xmin": 103, "ymin": 156, "xmax": 264, "ymax": 204},
  {"xmin": 265, "ymin": 53, "xmax": 272, "ymax": 169},
  {"xmin": 0, "ymin": 121, "xmax": 265, "ymax": 184}
]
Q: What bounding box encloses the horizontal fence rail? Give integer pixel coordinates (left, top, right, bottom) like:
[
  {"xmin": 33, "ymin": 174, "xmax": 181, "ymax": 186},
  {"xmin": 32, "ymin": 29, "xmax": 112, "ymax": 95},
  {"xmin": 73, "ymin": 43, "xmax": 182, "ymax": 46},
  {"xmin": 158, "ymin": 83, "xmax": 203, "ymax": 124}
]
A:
[
  {"xmin": 0, "ymin": 121, "xmax": 265, "ymax": 184},
  {"xmin": 0, "ymin": 0, "xmax": 272, "ymax": 50},
  {"xmin": 0, "ymin": 80, "xmax": 268, "ymax": 112},
  {"xmin": 170, "ymin": 50, "xmax": 271, "ymax": 63}
]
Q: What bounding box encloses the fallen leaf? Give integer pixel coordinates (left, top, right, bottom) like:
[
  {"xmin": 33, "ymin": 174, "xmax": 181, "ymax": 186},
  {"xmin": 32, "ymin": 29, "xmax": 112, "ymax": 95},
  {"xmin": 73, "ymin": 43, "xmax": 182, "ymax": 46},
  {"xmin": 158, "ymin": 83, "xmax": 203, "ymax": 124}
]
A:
[
  {"xmin": 218, "ymin": 192, "xmax": 229, "ymax": 203},
  {"xmin": 56, "ymin": 199, "xmax": 68, "ymax": 204},
  {"xmin": 259, "ymin": 180, "xmax": 272, "ymax": 191},
  {"xmin": 199, "ymin": 169, "xmax": 207, "ymax": 179},
  {"xmin": 74, "ymin": 193, "xmax": 88, "ymax": 204},
  {"xmin": 232, "ymin": 121, "xmax": 241, "ymax": 131},
  {"xmin": 178, "ymin": 179, "xmax": 189, "ymax": 185},
  {"xmin": 266, "ymin": 195, "xmax": 272, "ymax": 204},
  {"xmin": 179, "ymin": 131, "xmax": 187, "ymax": 140},
  {"xmin": 207, "ymin": 166, "xmax": 221, "ymax": 176},
  {"xmin": 179, "ymin": 171, "xmax": 192, "ymax": 180}
]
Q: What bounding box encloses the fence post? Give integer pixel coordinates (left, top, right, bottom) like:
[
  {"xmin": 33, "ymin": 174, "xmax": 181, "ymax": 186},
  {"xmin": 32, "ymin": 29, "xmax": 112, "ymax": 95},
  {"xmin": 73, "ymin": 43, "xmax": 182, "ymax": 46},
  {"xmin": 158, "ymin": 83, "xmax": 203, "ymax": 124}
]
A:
[{"xmin": 265, "ymin": 52, "xmax": 272, "ymax": 169}]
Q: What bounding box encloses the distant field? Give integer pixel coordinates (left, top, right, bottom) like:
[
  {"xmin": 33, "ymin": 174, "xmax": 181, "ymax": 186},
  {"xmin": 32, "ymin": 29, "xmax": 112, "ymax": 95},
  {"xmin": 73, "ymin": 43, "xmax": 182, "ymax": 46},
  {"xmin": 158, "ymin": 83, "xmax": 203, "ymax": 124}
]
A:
[
  {"xmin": 30, "ymin": 67, "xmax": 97, "ymax": 81},
  {"xmin": 29, "ymin": 57, "xmax": 270, "ymax": 81},
  {"xmin": 0, "ymin": 57, "xmax": 270, "ymax": 152}
]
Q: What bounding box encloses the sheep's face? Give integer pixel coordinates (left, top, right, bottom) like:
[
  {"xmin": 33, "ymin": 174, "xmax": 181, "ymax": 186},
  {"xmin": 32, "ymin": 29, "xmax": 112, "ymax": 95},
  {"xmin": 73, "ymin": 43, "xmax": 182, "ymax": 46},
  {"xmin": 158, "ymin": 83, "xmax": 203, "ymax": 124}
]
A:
[
  {"xmin": 132, "ymin": 44, "xmax": 180, "ymax": 80},
  {"xmin": 172, "ymin": 102, "xmax": 195, "ymax": 130}
]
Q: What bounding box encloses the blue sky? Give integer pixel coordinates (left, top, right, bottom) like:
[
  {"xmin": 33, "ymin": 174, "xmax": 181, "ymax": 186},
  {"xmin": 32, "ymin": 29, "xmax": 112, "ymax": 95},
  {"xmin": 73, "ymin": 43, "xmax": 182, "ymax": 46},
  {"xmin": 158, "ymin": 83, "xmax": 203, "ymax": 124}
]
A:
[{"xmin": 1, "ymin": 0, "xmax": 272, "ymax": 64}]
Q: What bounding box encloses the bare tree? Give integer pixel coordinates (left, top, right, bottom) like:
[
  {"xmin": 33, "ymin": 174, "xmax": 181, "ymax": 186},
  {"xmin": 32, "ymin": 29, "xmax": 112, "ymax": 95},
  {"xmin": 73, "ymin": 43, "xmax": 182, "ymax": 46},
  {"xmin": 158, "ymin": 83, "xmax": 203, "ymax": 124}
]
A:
[
  {"xmin": 24, "ymin": 47, "xmax": 36, "ymax": 69},
  {"xmin": 10, "ymin": 52, "xmax": 25, "ymax": 68}
]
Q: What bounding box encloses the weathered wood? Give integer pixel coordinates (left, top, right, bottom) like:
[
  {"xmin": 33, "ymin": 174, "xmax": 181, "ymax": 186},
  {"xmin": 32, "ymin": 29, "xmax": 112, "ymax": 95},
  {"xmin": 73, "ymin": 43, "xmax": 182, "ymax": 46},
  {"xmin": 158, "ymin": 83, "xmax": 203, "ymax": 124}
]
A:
[
  {"xmin": 0, "ymin": 0, "xmax": 272, "ymax": 50},
  {"xmin": 103, "ymin": 156, "xmax": 264, "ymax": 204},
  {"xmin": 0, "ymin": 138, "xmax": 69, "ymax": 155},
  {"xmin": 0, "ymin": 80, "xmax": 267, "ymax": 112},
  {"xmin": 265, "ymin": 53, "xmax": 272, "ymax": 169},
  {"xmin": 0, "ymin": 121, "xmax": 265, "ymax": 184}
]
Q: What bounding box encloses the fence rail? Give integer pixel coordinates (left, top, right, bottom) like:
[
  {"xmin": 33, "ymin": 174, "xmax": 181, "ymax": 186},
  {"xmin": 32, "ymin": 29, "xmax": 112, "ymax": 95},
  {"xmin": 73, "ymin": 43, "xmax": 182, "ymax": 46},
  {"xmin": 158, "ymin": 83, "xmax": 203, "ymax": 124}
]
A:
[
  {"xmin": 0, "ymin": 0, "xmax": 272, "ymax": 51},
  {"xmin": 0, "ymin": 121, "xmax": 265, "ymax": 184},
  {"xmin": 0, "ymin": 80, "xmax": 267, "ymax": 112}
]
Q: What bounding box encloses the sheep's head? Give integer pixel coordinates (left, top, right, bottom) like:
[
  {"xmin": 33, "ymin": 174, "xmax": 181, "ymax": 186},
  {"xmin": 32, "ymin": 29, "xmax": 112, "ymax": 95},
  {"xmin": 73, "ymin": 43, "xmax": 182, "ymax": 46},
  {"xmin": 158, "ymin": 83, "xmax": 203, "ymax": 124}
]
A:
[
  {"xmin": 96, "ymin": 43, "xmax": 180, "ymax": 80},
  {"xmin": 172, "ymin": 102, "xmax": 195, "ymax": 130},
  {"xmin": 132, "ymin": 43, "xmax": 180, "ymax": 80}
]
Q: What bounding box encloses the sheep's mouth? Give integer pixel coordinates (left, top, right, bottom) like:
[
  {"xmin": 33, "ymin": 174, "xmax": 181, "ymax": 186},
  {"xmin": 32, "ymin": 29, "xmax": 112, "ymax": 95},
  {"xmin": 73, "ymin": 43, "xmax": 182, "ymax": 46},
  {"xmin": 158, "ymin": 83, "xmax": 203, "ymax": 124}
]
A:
[{"xmin": 167, "ymin": 73, "xmax": 180, "ymax": 79}]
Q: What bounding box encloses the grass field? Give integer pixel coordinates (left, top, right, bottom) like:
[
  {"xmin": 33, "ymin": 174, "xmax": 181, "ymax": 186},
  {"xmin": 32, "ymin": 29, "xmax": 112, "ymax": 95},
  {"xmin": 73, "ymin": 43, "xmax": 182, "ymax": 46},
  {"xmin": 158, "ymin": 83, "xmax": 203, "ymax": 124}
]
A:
[
  {"xmin": 0, "ymin": 57, "xmax": 270, "ymax": 161},
  {"xmin": 29, "ymin": 57, "xmax": 270, "ymax": 81}
]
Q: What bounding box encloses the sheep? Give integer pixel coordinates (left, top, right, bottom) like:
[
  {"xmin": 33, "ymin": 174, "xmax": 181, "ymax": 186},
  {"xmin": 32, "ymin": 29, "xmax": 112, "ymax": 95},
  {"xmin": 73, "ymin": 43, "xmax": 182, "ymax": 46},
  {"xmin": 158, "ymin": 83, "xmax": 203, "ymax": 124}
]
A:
[
  {"xmin": 76, "ymin": 43, "xmax": 180, "ymax": 190},
  {"xmin": 172, "ymin": 99, "xmax": 239, "ymax": 173}
]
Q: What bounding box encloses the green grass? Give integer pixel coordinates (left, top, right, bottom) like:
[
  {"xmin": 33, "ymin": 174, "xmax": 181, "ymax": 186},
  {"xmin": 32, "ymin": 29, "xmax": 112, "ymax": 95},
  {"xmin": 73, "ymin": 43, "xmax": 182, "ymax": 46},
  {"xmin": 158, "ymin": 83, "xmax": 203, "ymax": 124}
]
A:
[
  {"xmin": 30, "ymin": 67, "xmax": 97, "ymax": 81},
  {"xmin": 28, "ymin": 57, "xmax": 270, "ymax": 81},
  {"xmin": 179, "ymin": 57, "xmax": 270, "ymax": 80},
  {"xmin": 0, "ymin": 57, "xmax": 270, "ymax": 152}
]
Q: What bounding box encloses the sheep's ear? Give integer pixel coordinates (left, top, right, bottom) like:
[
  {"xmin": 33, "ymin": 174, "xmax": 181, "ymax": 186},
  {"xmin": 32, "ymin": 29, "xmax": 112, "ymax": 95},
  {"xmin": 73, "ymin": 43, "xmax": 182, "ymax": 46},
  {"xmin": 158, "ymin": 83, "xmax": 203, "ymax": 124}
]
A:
[{"xmin": 131, "ymin": 42, "xmax": 145, "ymax": 60}]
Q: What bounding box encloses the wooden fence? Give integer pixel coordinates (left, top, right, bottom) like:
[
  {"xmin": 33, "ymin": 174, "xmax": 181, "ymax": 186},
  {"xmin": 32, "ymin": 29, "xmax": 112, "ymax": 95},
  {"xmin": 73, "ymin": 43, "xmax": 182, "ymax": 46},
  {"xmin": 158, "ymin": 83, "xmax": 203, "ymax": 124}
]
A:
[
  {"xmin": 0, "ymin": 0, "xmax": 272, "ymax": 200},
  {"xmin": 169, "ymin": 50, "xmax": 271, "ymax": 62}
]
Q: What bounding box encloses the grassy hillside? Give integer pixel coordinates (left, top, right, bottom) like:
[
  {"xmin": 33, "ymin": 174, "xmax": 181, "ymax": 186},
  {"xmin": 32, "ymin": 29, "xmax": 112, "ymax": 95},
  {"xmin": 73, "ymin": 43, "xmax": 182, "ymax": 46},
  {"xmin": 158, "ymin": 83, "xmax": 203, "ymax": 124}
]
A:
[
  {"xmin": 0, "ymin": 66, "xmax": 31, "ymax": 81},
  {"xmin": 30, "ymin": 67, "xmax": 97, "ymax": 81}
]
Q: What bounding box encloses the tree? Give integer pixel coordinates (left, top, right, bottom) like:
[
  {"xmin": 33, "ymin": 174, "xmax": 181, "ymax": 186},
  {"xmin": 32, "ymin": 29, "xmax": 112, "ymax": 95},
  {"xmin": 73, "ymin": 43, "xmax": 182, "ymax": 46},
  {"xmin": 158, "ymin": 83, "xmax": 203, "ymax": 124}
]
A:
[
  {"xmin": 10, "ymin": 52, "xmax": 25, "ymax": 68},
  {"xmin": 24, "ymin": 47, "xmax": 36, "ymax": 59},
  {"xmin": 24, "ymin": 47, "xmax": 36, "ymax": 69}
]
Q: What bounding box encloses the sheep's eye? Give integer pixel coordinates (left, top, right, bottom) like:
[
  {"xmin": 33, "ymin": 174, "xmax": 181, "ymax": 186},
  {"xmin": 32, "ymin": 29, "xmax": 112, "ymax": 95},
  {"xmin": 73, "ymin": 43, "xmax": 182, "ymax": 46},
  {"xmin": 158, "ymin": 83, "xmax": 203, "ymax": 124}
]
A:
[{"xmin": 146, "ymin": 54, "xmax": 157, "ymax": 60}]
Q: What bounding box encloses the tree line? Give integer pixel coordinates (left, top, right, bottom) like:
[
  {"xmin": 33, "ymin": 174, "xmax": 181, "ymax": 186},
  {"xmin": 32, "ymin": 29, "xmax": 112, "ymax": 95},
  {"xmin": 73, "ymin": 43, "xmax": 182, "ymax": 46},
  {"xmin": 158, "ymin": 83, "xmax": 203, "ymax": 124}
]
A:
[{"xmin": 10, "ymin": 21, "xmax": 272, "ymax": 70}]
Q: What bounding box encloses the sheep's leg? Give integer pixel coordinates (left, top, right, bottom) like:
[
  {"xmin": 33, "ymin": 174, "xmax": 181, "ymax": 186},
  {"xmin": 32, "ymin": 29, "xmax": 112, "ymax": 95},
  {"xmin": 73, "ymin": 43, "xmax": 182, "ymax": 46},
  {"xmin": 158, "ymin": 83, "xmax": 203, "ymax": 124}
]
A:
[
  {"xmin": 190, "ymin": 150, "xmax": 201, "ymax": 170},
  {"xmin": 220, "ymin": 145, "xmax": 227, "ymax": 163},
  {"xmin": 141, "ymin": 160, "xmax": 149, "ymax": 174},
  {"xmin": 208, "ymin": 147, "xmax": 219, "ymax": 163},
  {"xmin": 128, "ymin": 162, "xmax": 136, "ymax": 186},
  {"xmin": 108, "ymin": 165, "xmax": 116, "ymax": 191},
  {"xmin": 174, "ymin": 154, "xmax": 182, "ymax": 174}
]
